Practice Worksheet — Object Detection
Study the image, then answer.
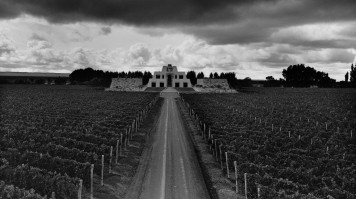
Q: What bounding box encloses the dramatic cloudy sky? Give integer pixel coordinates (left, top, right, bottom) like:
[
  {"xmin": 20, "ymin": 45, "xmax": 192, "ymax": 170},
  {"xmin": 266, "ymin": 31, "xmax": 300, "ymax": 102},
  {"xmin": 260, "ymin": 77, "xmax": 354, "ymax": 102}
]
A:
[{"xmin": 0, "ymin": 0, "xmax": 356, "ymax": 80}]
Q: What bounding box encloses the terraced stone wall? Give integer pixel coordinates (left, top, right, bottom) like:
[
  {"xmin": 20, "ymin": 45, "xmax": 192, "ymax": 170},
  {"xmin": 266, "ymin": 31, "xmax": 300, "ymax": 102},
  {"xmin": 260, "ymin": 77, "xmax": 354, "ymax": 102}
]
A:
[
  {"xmin": 196, "ymin": 79, "xmax": 230, "ymax": 89},
  {"xmin": 109, "ymin": 78, "xmax": 143, "ymax": 91}
]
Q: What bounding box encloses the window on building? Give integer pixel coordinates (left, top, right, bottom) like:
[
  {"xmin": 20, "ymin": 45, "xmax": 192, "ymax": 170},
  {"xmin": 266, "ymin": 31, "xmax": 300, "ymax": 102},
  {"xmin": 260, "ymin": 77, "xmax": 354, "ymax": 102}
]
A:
[
  {"xmin": 175, "ymin": 82, "xmax": 180, "ymax": 87},
  {"xmin": 162, "ymin": 75, "xmax": 164, "ymax": 79},
  {"xmin": 152, "ymin": 82, "xmax": 156, "ymax": 87},
  {"xmin": 160, "ymin": 82, "xmax": 164, "ymax": 87},
  {"xmin": 156, "ymin": 75, "xmax": 160, "ymax": 79},
  {"xmin": 184, "ymin": 82, "xmax": 188, "ymax": 87},
  {"xmin": 179, "ymin": 75, "xmax": 183, "ymax": 79},
  {"xmin": 175, "ymin": 75, "xmax": 177, "ymax": 79}
]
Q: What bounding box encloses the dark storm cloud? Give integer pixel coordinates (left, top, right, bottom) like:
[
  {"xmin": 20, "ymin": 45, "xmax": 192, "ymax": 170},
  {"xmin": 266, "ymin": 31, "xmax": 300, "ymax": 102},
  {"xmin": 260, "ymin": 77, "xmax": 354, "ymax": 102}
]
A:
[
  {"xmin": 1, "ymin": 0, "xmax": 356, "ymax": 45},
  {"xmin": 0, "ymin": 0, "xmax": 271, "ymax": 24}
]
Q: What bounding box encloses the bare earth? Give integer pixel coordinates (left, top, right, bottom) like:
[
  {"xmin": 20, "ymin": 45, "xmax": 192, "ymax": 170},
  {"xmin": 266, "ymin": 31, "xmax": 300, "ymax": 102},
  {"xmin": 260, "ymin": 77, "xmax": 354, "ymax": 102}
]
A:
[{"xmin": 125, "ymin": 88, "xmax": 210, "ymax": 199}]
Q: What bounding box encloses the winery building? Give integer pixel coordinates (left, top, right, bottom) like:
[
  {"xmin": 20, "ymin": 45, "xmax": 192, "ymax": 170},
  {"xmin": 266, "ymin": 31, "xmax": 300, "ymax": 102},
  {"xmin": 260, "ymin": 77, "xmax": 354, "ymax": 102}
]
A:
[{"xmin": 147, "ymin": 64, "xmax": 192, "ymax": 88}]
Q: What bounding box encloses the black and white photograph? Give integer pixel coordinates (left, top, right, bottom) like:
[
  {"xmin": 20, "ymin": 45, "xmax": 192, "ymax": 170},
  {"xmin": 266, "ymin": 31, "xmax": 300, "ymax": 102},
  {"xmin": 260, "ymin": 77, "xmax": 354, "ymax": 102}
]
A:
[{"xmin": 0, "ymin": 0, "xmax": 355, "ymax": 198}]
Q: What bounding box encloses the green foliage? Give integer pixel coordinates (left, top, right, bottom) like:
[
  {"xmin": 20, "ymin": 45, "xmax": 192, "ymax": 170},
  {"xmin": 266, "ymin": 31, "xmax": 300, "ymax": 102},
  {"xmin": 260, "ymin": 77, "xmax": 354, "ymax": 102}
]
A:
[
  {"xmin": 142, "ymin": 71, "xmax": 153, "ymax": 85},
  {"xmin": 186, "ymin": 70, "xmax": 197, "ymax": 85},
  {"xmin": 197, "ymin": 72, "xmax": 204, "ymax": 79},
  {"xmin": 0, "ymin": 85, "xmax": 160, "ymax": 198},
  {"xmin": 182, "ymin": 88, "xmax": 356, "ymax": 198},
  {"xmin": 350, "ymin": 63, "xmax": 356, "ymax": 87},
  {"xmin": 0, "ymin": 181, "xmax": 46, "ymax": 199},
  {"xmin": 282, "ymin": 64, "xmax": 336, "ymax": 87},
  {"xmin": 0, "ymin": 159, "xmax": 78, "ymax": 199}
]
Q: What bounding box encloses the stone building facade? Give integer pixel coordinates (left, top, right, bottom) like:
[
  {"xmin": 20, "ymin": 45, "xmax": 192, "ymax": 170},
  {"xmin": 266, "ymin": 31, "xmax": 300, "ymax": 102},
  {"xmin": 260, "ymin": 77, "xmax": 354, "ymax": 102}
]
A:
[{"xmin": 147, "ymin": 64, "xmax": 192, "ymax": 88}]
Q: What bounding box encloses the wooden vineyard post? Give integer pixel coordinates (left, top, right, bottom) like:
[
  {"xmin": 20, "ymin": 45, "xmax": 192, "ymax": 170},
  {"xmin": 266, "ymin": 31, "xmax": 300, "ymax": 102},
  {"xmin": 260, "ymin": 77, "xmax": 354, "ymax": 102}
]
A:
[
  {"xmin": 126, "ymin": 129, "xmax": 130, "ymax": 146},
  {"xmin": 225, "ymin": 152, "xmax": 229, "ymax": 178},
  {"xmin": 219, "ymin": 145, "xmax": 223, "ymax": 170},
  {"xmin": 125, "ymin": 130, "xmax": 128, "ymax": 150},
  {"xmin": 208, "ymin": 127, "xmax": 211, "ymax": 140},
  {"xmin": 120, "ymin": 133, "xmax": 123, "ymax": 156},
  {"xmin": 211, "ymin": 136, "xmax": 214, "ymax": 155},
  {"xmin": 132, "ymin": 120, "xmax": 135, "ymax": 135},
  {"xmin": 289, "ymin": 131, "xmax": 291, "ymax": 138},
  {"xmin": 129, "ymin": 127, "xmax": 132, "ymax": 140},
  {"xmin": 52, "ymin": 192, "xmax": 55, "ymax": 199},
  {"xmin": 203, "ymin": 123, "xmax": 206, "ymax": 140},
  {"xmin": 109, "ymin": 146, "xmax": 113, "ymax": 174},
  {"xmin": 326, "ymin": 123, "xmax": 328, "ymax": 130},
  {"xmin": 90, "ymin": 164, "xmax": 94, "ymax": 199},
  {"xmin": 351, "ymin": 130, "xmax": 353, "ymax": 138},
  {"xmin": 244, "ymin": 173, "xmax": 248, "ymax": 199},
  {"xmin": 116, "ymin": 140, "xmax": 119, "ymax": 164},
  {"xmin": 234, "ymin": 161, "xmax": 238, "ymax": 193},
  {"xmin": 78, "ymin": 179, "xmax": 83, "ymax": 199},
  {"xmin": 215, "ymin": 140, "xmax": 218, "ymax": 160},
  {"xmin": 257, "ymin": 184, "xmax": 261, "ymax": 198},
  {"xmin": 101, "ymin": 155, "xmax": 104, "ymax": 186}
]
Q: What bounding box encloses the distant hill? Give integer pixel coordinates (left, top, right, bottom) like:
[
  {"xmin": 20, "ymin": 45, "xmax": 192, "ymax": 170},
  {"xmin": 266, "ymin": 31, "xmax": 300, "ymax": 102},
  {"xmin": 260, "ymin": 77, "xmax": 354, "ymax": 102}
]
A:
[{"xmin": 0, "ymin": 72, "xmax": 69, "ymax": 77}]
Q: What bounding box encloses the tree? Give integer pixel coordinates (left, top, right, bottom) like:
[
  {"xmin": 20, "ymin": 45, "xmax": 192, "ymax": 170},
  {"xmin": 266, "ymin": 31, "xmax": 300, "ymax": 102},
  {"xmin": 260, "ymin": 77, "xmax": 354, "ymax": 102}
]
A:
[
  {"xmin": 345, "ymin": 72, "xmax": 349, "ymax": 82},
  {"xmin": 265, "ymin": 76, "xmax": 280, "ymax": 87},
  {"xmin": 186, "ymin": 71, "xmax": 197, "ymax": 85},
  {"xmin": 350, "ymin": 64, "xmax": 356, "ymax": 87},
  {"xmin": 209, "ymin": 73, "xmax": 213, "ymax": 78},
  {"xmin": 224, "ymin": 72, "xmax": 237, "ymax": 88},
  {"xmin": 69, "ymin": 67, "xmax": 118, "ymax": 87},
  {"xmin": 213, "ymin": 72, "xmax": 219, "ymax": 79},
  {"xmin": 282, "ymin": 64, "xmax": 334, "ymax": 87},
  {"xmin": 241, "ymin": 77, "xmax": 252, "ymax": 87},
  {"xmin": 54, "ymin": 77, "xmax": 67, "ymax": 85},
  {"xmin": 266, "ymin": 76, "xmax": 275, "ymax": 81},
  {"xmin": 142, "ymin": 71, "xmax": 153, "ymax": 85},
  {"xmin": 197, "ymin": 72, "xmax": 204, "ymax": 79}
]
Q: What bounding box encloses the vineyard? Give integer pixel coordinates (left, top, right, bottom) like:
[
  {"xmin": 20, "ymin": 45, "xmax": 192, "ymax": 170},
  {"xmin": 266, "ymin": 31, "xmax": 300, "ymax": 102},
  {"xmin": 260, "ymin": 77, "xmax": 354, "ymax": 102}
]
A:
[
  {"xmin": 181, "ymin": 88, "xmax": 356, "ymax": 199},
  {"xmin": 0, "ymin": 84, "xmax": 159, "ymax": 199}
]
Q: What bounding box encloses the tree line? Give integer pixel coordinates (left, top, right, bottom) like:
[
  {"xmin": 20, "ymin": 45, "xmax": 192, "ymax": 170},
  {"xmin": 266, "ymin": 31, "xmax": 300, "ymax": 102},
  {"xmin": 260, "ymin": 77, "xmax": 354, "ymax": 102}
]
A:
[
  {"xmin": 69, "ymin": 68, "xmax": 152, "ymax": 87},
  {"xmin": 63, "ymin": 63, "xmax": 356, "ymax": 88}
]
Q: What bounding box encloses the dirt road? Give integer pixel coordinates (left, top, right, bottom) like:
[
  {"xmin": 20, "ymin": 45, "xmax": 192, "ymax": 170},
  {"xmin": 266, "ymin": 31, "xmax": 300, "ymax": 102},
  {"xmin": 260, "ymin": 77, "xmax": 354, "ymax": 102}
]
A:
[{"xmin": 125, "ymin": 88, "xmax": 210, "ymax": 199}]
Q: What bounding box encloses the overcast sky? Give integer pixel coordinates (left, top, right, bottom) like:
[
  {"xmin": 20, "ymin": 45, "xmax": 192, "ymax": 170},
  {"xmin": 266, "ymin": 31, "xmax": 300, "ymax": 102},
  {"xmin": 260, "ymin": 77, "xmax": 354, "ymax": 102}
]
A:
[{"xmin": 0, "ymin": 0, "xmax": 356, "ymax": 80}]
